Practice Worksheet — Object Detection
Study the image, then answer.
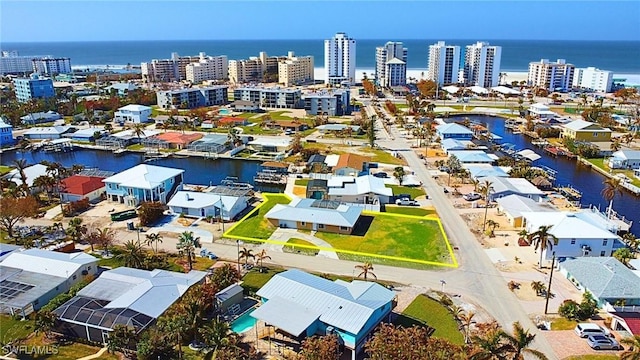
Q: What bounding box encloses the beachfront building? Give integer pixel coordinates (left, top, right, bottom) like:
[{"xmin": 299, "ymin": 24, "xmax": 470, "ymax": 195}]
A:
[
  {"xmin": 0, "ymin": 118, "xmax": 14, "ymax": 147},
  {"xmin": 156, "ymin": 85, "xmax": 229, "ymax": 109},
  {"xmin": 228, "ymin": 51, "xmax": 284, "ymax": 84},
  {"xmin": 20, "ymin": 111, "xmax": 63, "ymax": 125},
  {"xmin": 326, "ymin": 175, "xmax": 393, "ymax": 204},
  {"xmin": 103, "ymin": 164, "xmax": 184, "ymax": 206},
  {"xmin": 233, "ymin": 86, "xmax": 302, "ymax": 109},
  {"xmin": 167, "ymin": 190, "xmax": 250, "ymax": 221},
  {"xmin": 561, "ymin": 119, "xmax": 612, "ymax": 142},
  {"xmin": 1, "ymin": 51, "xmax": 52, "ymax": 75},
  {"xmin": 0, "ymin": 249, "xmax": 98, "ymax": 317},
  {"xmin": 302, "ymin": 89, "xmax": 350, "ymax": 116},
  {"xmin": 141, "ymin": 52, "xmax": 203, "ymax": 82},
  {"xmin": 54, "ymin": 267, "xmax": 207, "ymax": 344},
  {"xmin": 13, "ymin": 73, "xmax": 55, "ymax": 103},
  {"xmin": 436, "ymin": 123, "xmax": 474, "ymax": 140},
  {"xmin": 60, "ymin": 175, "xmax": 107, "ymax": 203},
  {"xmin": 185, "ymin": 53, "xmax": 228, "ymax": 83},
  {"xmin": 251, "ymin": 269, "xmax": 396, "ymax": 359},
  {"xmin": 278, "ymin": 51, "xmax": 314, "ymax": 86},
  {"xmin": 573, "ymin": 67, "xmax": 614, "ymax": 93},
  {"xmin": 114, "ymin": 104, "xmax": 152, "ymax": 124},
  {"xmin": 265, "ymin": 198, "xmax": 363, "ymax": 234},
  {"xmin": 333, "ymin": 154, "xmax": 371, "ymax": 176},
  {"xmin": 324, "ymin": 32, "xmax": 356, "ymax": 86},
  {"xmin": 607, "ymin": 150, "xmax": 640, "ymax": 169},
  {"xmin": 463, "ymin": 42, "xmax": 501, "ymax": 88},
  {"xmin": 427, "ymin": 41, "xmax": 461, "ymax": 85},
  {"xmin": 375, "ymin": 42, "xmax": 407, "ymax": 87},
  {"xmin": 31, "ymin": 57, "xmax": 72, "ymax": 75},
  {"xmin": 479, "ymin": 176, "xmax": 545, "ymax": 202},
  {"xmin": 527, "ymin": 59, "xmax": 575, "ymax": 92}
]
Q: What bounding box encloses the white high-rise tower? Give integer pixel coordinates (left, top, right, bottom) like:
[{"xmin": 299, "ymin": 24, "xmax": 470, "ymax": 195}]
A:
[
  {"xmin": 463, "ymin": 42, "xmax": 502, "ymax": 87},
  {"xmin": 375, "ymin": 42, "xmax": 407, "ymax": 87},
  {"xmin": 324, "ymin": 32, "xmax": 356, "ymax": 86},
  {"xmin": 427, "ymin": 41, "xmax": 460, "ymax": 85}
]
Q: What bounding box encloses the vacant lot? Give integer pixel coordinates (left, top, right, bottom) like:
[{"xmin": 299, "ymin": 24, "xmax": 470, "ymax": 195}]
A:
[{"xmin": 224, "ymin": 194, "xmax": 291, "ymax": 240}]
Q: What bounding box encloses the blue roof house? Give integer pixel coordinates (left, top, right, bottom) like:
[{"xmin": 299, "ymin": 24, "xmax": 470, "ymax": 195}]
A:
[
  {"xmin": 0, "ymin": 117, "xmax": 14, "ymax": 147},
  {"xmin": 103, "ymin": 164, "xmax": 184, "ymax": 206},
  {"xmin": 251, "ymin": 269, "xmax": 395, "ymax": 360},
  {"xmin": 436, "ymin": 123, "xmax": 473, "ymax": 140}
]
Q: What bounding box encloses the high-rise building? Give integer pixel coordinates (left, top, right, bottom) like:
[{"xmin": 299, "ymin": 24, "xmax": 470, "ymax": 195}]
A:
[
  {"xmin": 228, "ymin": 52, "xmax": 285, "ymax": 84},
  {"xmin": 527, "ymin": 59, "xmax": 575, "ymax": 92},
  {"xmin": 32, "ymin": 57, "xmax": 72, "ymax": 75},
  {"xmin": 185, "ymin": 53, "xmax": 228, "ymax": 83},
  {"xmin": 141, "ymin": 52, "xmax": 203, "ymax": 82},
  {"xmin": 427, "ymin": 41, "xmax": 460, "ymax": 85},
  {"xmin": 13, "ymin": 73, "xmax": 55, "ymax": 103},
  {"xmin": 1, "ymin": 51, "xmax": 52, "ymax": 75},
  {"xmin": 463, "ymin": 42, "xmax": 502, "ymax": 87},
  {"xmin": 324, "ymin": 32, "xmax": 356, "ymax": 86},
  {"xmin": 375, "ymin": 42, "xmax": 407, "ymax": 87},
  {"xmin": 156, "ymin": 86, "xmax": 229, "ymax": 109},
  {"xmin": 573, "ymin": 67, "xmax": 613, "ymax": 93},
  {"xmin": 278, "ymin": 51, "xmax": 314, "ymax": 86}
]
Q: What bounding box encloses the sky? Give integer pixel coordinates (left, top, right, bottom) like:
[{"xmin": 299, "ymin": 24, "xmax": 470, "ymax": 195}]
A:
[{"xmin": 1, "ymin": 0, "xmax": 639, "ymax": 42}]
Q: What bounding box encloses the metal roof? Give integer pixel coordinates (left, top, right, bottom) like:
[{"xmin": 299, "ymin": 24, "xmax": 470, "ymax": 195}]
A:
[
  {"xmin": 0, "ymin": 266, "xmax": 66, "ymax": 309},
  {"xmin": 564, "ymin": 120, "xmax": 611, "ymax": 132},
  {"xmin": 448, "ymin": 150, "xmax": 495, "ymax": 163},
  {"xmin": 465, "ymin": 165, "xmax": 510, "ymax": 179},
  {"xmin": 478, "ymin": 176, "xmax": 544, "ymax": 197},
  {"xmin": 103, "ymin": 164, "xmax": 184, "ymax": 190},
  {"xmin": 0, "ymin": 249, "xmax": 97, "ymax": 279},
  {"xmin": 521, "ymin": 211, "xmax": 620, "ymax": 240},
  {"xmin": 496, "ymin": 195, "xmax": 555, "ymax": 218},
  {"xmin": 560, "ymin": 257, "xmax": 640, "ymax": 299},
  {"xmin": 327, "ymin": 175, "xmax": 392, "ymax": 197},
  {"xmin": 216, "ymin": 284, "xmax": 243, "ymax": 302},
  {"xmin": 167, "ymin": 191, "xmax": 244, "ymax": 211},
  {"xmin": 265, "ymin": 198, "xmax": 363, "ymax": 228},
  {"xmin": 251, "ymin": 296, "xmax": 320, "ymax": 336}
]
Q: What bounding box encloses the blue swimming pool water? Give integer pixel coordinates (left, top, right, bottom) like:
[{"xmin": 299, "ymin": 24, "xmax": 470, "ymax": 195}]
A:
[
  {"xmin": 231, "ymin": 309, "xmax": 256, "ymax": 333},
  {"xmin": 219, "ymin": 108, "xmax": 231, "ymax": 115}
]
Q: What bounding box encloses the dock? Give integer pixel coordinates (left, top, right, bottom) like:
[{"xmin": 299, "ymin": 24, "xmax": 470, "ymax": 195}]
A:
[
  {"xmin": 254, "ymin": 170, "xmax": 287, "ymax": 185},
  {"xmin": 43, "ymin": 139, "xmax": 74, "ymax": 152},
  {"xmin": 557, "ymin": 184, "xmax": 582, "ymax": 201}
]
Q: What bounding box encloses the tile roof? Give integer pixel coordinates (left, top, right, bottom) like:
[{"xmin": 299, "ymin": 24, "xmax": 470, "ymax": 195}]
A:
[
  {"xmin": 61, "ymin": 175, "xmax": 106, "ymax": 196},
  {"xmin": 265, "ymin": 198, "xmax": 363, "ymax": 228},
  {"xmin": 335, "ymin": 154, "xmax": 370, "ymax": 170},
  {"xmin": 155, "ymin": 132, "xmax": 203, "ymax": 145}
]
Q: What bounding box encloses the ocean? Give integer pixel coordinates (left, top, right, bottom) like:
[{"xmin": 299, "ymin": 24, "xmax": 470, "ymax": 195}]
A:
[{"xmin": 2, "ymin": 39, "xmax": 639, "ymax": 75}]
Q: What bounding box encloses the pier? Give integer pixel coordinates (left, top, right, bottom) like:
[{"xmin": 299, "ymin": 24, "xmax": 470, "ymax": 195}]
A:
[
  {"xmin": 254, "ymin": 171, "xmax": 287, "ymax": 185},
  {"xmin": 42, "ymin": 139, "xmax": 74, "ymax": 153},
  {"xmin": 557, "ymin": 184, "xmax": 582, "ymax": 201}
]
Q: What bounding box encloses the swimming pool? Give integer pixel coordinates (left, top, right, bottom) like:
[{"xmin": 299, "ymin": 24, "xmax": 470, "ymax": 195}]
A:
[
  {"xmin": 219, "ymin": 108, "xmax": 231, "ymax": 115},
  {"xmin": 231, "ymin": 309, "xmax": 257, "ymax": 333}
]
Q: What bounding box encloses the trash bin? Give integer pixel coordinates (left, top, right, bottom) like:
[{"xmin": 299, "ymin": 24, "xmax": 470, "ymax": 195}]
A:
[{"xmin": 127, "ymin": 222, "xmax": 135, "ymax": 230}]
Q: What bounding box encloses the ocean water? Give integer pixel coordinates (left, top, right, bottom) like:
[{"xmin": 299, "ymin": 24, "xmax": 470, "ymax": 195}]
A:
[{"xmin": 2, "ymin": 39, "xmax": 639, "ymax": 73}]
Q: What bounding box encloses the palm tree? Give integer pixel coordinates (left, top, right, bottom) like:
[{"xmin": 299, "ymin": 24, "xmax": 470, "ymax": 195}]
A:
[
  {"xmin": 95, "ymin": 228, "xmax": 115, "ymax": 255},
  {"xmin": 199, "ymin": 319, "xmax": 238, "ymax": 358},
  {"xmin": 530, "ymin": 281, "xmax": 546, "ymax": 296},
  {"xmin": 610, "ymin": 139, "xmax": 622, "ymax": 152},
  {"xmin": 471, "ymin": 327, "xmax": 512, "ymax": 360},
  {"xmin": 66, "ymin": 217, "xmax": 87, "ymax": 244},
  {"xmin": 34, "ymin": 310, "xmax": 57, "ymax": 339},
  {"xmin": 485, "ymin": 219, "xmax": 500, "ymax": 237},
  {"xmin": 479, "ymin": 180, "xmax": 494, "ymax": 232},
  {"xmin": 255, "ymin": 249, "xmax": 271, "ymax": 269},
  {"xmin": 117, "ymin": 240, "xmax": 146, "ymax": 269},
  {"xmin": 32, "ymin": 175, "xmax": 55, "ymax": 201},
  {"xmin": 180, "ymin": 294, "xmax": 207, "ymax": 344},
  {"xmin": 159, "ymin": 315, "xmax": 189, "ymax": 360},
  {"xmin": 620, "ymin": 335, "xmax": 640, "ymax": 360},
  {"xmin": 145, "ymin": 232, "xmax": 163, "ymax": 254},
  {"xmin": 623, "ymin": 233, "xmax": 639, "ymax": 253},
  {"xmin": 355, "ymin": 262, "xmax": 377, "ymax": 281},
  {"xmin": 501, "ymin": 322, "xmax": 548, "ymax": 360},
  {"xmin": 238, "ymin": 247, "xmax": 255, "ymax": 267},
  {"xmin": 601, "ymin": 177, "xmax": 623, "ymax": 219},
  {"xmin": 458, "ymin": 310, "xmax": 476, "ymax": 344},
  {"xmin": 12, "ymin": 159, "xmax": 29, "ymax": 194},
  {"xmin": 131, "ymin": 123, "xmax": 146, "ymax": 140},
  {"xmin": 529, "ymin": 225, "xmax": 559, "ymax": 269},
  {"xmin": 176, "ymin": 231, "xmax": 201, "ymax": 271},
  {"xmin": 613, "ymin": 248, "xmax": 634, "ymax": 266}
]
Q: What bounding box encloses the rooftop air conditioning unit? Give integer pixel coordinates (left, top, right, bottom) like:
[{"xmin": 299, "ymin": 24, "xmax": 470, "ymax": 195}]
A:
[{"xmin": 326, "ymin": 326, "xmax": 335, "ymax": 335}]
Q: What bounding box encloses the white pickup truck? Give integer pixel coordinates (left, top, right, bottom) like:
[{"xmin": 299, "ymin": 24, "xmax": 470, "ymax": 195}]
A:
[{"xmin": 395, "ymin": 198, "xmax": 418, "ymax": 206}]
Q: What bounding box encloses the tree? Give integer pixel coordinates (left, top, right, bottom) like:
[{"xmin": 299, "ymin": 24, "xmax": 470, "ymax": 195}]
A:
[
  {"xmin": 611, "ymin": 138, "xmax": 622, "ymax": 152},
  {"xmin": 176, "ymin": 231, "xmax": 201, "ymax": 271},
  {"xmin": 601, "ymin": 177, "xmax": 623, "ymax": 219},
  {"xmin": 255, "ymin": 249, "xmax": 271, "ymax": 269},
  {"xmin": 107, "ymin": 324, "xmax": 137, "ymax": 355},
  {"xmin": 138, "ymin": 201, "xmax": 166, "ymax": 226},
  {"xmin": 558, "ymin": 292, "xmax": 598, "ymax": 321},
  {"xmin": 367, "ymin": 116, "xmax": 376, "ymax": 147},
  {"xmin": 290, "ymin": 133, "xmax": 303, "ymax": 154},
  {"xmin": 66, "ymin": 217, "xmax": 87, "ymax": 244},
  {"xmin": 355, "ymin": 262, "xmax": 377, "ymax": 281},
  {"xmin": 210, "ymin": 263, "xmax": 241, "ymax": 290},
  {"xmin": 471, "ymin": 325, "xmax": 513, "ymax": 360},
  {"xmin": 32, "ymin": 175, "xmax": 56, "ymax": 201},
  {"xmin": 365, "ymin": 324, "xmax": 460, "ymax": 360},
  {"xmin": 500, "ymin": 322, "xmax": 548, "ymax": 360},
  {"xmin": 458, "ymin": 310, "xmax": 476, "ymax": 344},
  {"xmin": 34, "ymin": 310, "xmax": 57, "ymax": 339},
  {"xmin": 478, "ymin": 180, "xmax": 494, "ymax": 232},
  {"xmin": 145, "ymin": 232, "xmax": 163, "ymax": 254},
  {"xmin": 94, "ymin": 227, "xmax": 115, "ymax": 255},
  {"xmin": 180, "ymin": 290, "xmax": 208, "ymax": 344},
  {"xmin": 613, "ymin": 248, "xmax": 634, "ymax": 266},
  {"xmin": 12, "ymin": 159, "xmax": 29, "ymax": 194},
  {"xmin": 0, "ymin": 196, "xmax": 39, "ymax": 238},
  {"xmin": 136, "ymin": 326, "xmax": 177, "ymax": 360},
  {"xmin": 393, "ymin": 166, "xmax": 406, "ymax": 186},
  {"xmin": 484, "ymin": 219, "xmax": 500, "ymax": 237},
  {"xmin": 620, "ymin": 335, "xmax": 640, "ymax": 360},
  {"xmin": 623, "ymin": 233, "xmax": 639, "ymax": 253},
  {"xmin": 239, "ymin": 247, "xmax": 255, "ymax": 267},
  {"xmin": 528, "ymin": 225, "xmax": 558, "ymax": 268},
  {"xmin": 199, "ymin": 319, "xmax": 238, "ymax": 357},
  {"xmin": 159, "ymin": 314, "xmax": 189, "ymax": 360},
  {"xmin": 117, "ymin": 239, "xmax": 146, "ymax": 269},
  {"xmin": 131, "ymin": 123, "xmax": 146, "ymax": 140},
  {"xmin": 530, "ymin": 281, "xmax": 546, "ymax": 297},
  {"xmin": 297, "ymin": 335, "xmax": 341, "ymax": 360}
]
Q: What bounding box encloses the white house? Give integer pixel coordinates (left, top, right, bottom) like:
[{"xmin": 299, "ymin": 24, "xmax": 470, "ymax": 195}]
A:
[
  {"xmin": 167, "ymin": 190, "xmax": 249, "ymax": 221},
  {"xmin": 327, "ymin": 175, "xmax": 393, "ymax": 204},
  {"xmin": 607, "ymin": 150, "xmax": 640, "ymax": 170},
  {"xmin": 495, "ymin": 194, "xmax": 555, "ymax": 227},
  {"xmin": 114, "ymin": 104, "xmax": 152, "ymax": 124},
  {"xmin": 6, "ymin": 163, "xmax": 48, "ymax": 189},
  {"xmin": 479, "ymin": 176, "xmax": 545, "ymax": 202},
  {"xmin": 528, "ymin": 103, "xmax": 557, "ymax": 119},
  {"xmin": 448, "ymin": 150, "xmax": 497, "ymax": 164},
  {"xmin": 103, "ymin": 164, "xmax": 184, "ymax": 206}
]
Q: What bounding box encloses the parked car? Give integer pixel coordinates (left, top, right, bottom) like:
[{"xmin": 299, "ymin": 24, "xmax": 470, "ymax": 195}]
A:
[
  {"xmin": 463, "ymin": 192, "xmax": 482, "ymax": 201},
  {"xmin": 395, "ymin": 198, "xmax": 418, "ymax": 206},
  {"xmin": 574, "ymin": 323, "xmax": 611, "ymax": 338},
  {"xmin": 373, "ymin": 172, "xmax": 388, "ymax": 178},
  {"xmin": 586, "ymin": 335, "xmax": 622, "ymax": 350}
]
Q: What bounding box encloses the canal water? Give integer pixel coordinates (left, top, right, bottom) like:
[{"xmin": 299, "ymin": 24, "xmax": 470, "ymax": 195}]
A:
[
  {"xmin": 450, "ymin": 115, "xmax": 639, "ymax": 236},
  {"xmin": 0, "ymin": 149, "xmax": 284, "ymax": 193}
]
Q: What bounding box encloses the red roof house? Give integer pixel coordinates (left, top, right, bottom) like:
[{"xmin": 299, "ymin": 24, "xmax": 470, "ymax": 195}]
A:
[{"xmin": 61, "ymin": 175, "xmax": 106, "ymax": 202}]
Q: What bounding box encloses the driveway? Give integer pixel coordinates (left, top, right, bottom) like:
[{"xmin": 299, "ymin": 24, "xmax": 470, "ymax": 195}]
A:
[{"xmin": 268, "ymin": 228, "xmax": 339, "ymax": 259}]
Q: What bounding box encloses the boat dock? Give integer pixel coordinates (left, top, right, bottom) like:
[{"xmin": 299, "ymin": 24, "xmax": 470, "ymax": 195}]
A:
[
  {"xmin": 557, "ymin": 184, "xmax": 582, "ymax": 201},
  {"xmin": 42, "ymin": 139, "xmax": 74, "ymax": 153},
  {"xmin": 254, "ymin": 170, "xmax": 287, "ymax": 184}
]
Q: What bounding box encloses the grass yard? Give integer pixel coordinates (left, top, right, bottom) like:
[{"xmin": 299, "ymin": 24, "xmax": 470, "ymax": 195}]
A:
[
  {"xmin": 550, "ymin": 317, "xmax": 578, "ymax": 330},
  {"xmin": 362, "ymin": 148, "xmax": 406, "ymax": 165},
  {"xmin": 294, "ymin": 179, "xmax": 310, "ymax": 186},
  {"xmin": 385, "ymin": 206, "xmax": 437, "ymax": 217},
  {"xmin": 241, "ymin": 266, "xmax": 285, "ymax": 295},
  {"xmin": 586, "ymin": 158, "xmax": 640, "ymax": 187},
  {"xmin": 17, "ymin": 333, "xmax": 118, "ymax": 360},
  {"xmin": 0, "ymin": 165, "xmax": 13, "ymax": 175},
  {"xmin": 126, "ymin": 144, "xmax": 144, "ymax": 150},
  {"xmin": 283, "ymin": 238, "xmax": 319, "ymax": 256},
  {"xmin": 395, "ymin": 295, "xmax": 464, "ymax": 345},
  {"xmin": 225, "ymin": 194, "xmax": 291, "ymax": 240},
  {"xmin": 386, "ymin": 185, "xmax": 426, "ymax": 199},
  {"xmin": 0, "ymin": 315, "xmax": 35, "ymax": 344}
]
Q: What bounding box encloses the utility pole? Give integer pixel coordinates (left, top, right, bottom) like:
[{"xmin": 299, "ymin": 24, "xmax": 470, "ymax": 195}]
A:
[{"xmin": 544, "ymin": 252, "xmax": 556, "ymax": 314}]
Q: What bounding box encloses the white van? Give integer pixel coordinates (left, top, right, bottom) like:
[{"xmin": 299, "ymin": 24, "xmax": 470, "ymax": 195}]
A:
[{"xmin": 574, "ymin": 323, "xmax": 611, "ymax": 338}]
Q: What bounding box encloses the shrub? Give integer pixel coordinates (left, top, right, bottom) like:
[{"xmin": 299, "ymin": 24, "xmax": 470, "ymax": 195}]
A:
[
  {"xmin": 138, "ymin": 201, "xmax": 166, "ymax": 226},
  {"xmin": 63, "ymin": 198, "xmax": 90, "ymax": 216},
  {"xmin": 558, "ymin": 292, "xmax": 598, "ymax": 321}
]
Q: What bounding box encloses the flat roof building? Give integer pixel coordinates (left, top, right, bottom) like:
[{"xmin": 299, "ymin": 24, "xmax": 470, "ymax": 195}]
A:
[
  {"xmin": 528, "ymin": 59, "xmax": 575, "ymax": 92},
  {"xmin": 278, "ymin": 51, "xmax": 314, "ymax": 86},
  {"xmin": 375, "ymin": 42, "xmax": 407, "ymax": 87},
  {"xmin": 325, "ymin": 32, "xmax": 356, "ymax": 86},
  {"xmin": 427, "ymin": 41, "xmax": 461, "ymax": 85},
  {"xmin": 13, "ymin": 73, "xmax": 55, "ymax": 103},
  {"xmin": 463, "ymin": 42, "xmax": 501, "ymax": 88},
  {"xmin": 157, "ymin": 85, "xmax": 229, "ymax": 110},
  {"xmin": 185, "ymin": 53, "xmax": 228, "ymax": 83}
]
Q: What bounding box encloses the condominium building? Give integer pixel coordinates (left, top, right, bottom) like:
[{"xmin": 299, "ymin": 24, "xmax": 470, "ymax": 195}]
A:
[
  {"xmin": 0, "ymin": 117, "xmax": 14, "ymax": 147},
  {"xmin": 13, "ymin": 73, "xmax": 55, "ymax": 103},
  {"xmin": 157, "ymin": 86, "xmax": 229, "ymax": 109},
  {"xmin": 141, "ymin": 52, "xmax": 203, "ymax": 82},
  {"xmin": 375, "ymin": 42, "xmax": 407, "ymax": 87},
  {"xmin": 427, "ymin": 41, "xmax": 461, "ymax": 85},
  {"xmin": 528, "ymin": 59, "xmax": 575, "ymax": 92},
  {"xmin": 324, "ymin": 32, "xmax": 356, "ymax": 85},
  {"xmin": 185, "ymin": 53, "xmax": 228, "ymax": 83},
  {"xmin": 278, "ymin": 51, "xmax": 314, "ymax": 86},
  {"xmin": 463, "ymin": 42, "xmax": 502, "ymax": 87},
  {"xmin": 228, "ymin": 52, "xmax": 285, "ymax": 84},
  {"xmin": 32, "ymin": 57, "xmax": 72, "ymax": 75},
  {"xmin": 234, "ymin": 86, "xmax": 302, "ymax": 109},
  {"xmin": 1, "ymin": 51, "xmax": 52, "ymax": 75},
  {"xmin": 573, "ymin": 67, "xmax": 613, "ymax": 93},
  {"xmin": 302, "ymin": 89, "xmax": 350, "ymax": 116}
]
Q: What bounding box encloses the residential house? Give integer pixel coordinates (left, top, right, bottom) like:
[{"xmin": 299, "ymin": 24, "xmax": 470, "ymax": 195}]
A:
[
  {"xmin": 60, "ymin": 175, "xmax": 106, "ymax": 203},
  {"xmin": 265, "ymin": 198, "xmax": 363, "ymax": 234},
  {"xmin": 448, "ymin": 150, "xmax": 496, "ymax": 164},
  {"xmin": 247, "ymin": 137, "xmax": 291, "ymax": 153},
  {"xmin": 306, "ymin": 154, "xmax": 327, "ymax": 173},
  {"xmin": 478, "ymin": 176, "xmax": 545, "ymax": 202},
  {"xmin": 495, "ymin": 194, "xmax": 555, "ymax": 227},
  {"xmin": 251, "ymin": 269, "xmax": 396, "ymax": 360},
  {"xmin": 0, "ymin": 249, "xmax": 98, "ymax": 317},
  {"xmin": 464, "ymin": 165, "xmax": 510, "ymax": 180},
  {"xmin": 530, "ymin": 175, "xmax": 553, "ymax": 190},
  {"xmin": 218, "ymin": 117, "xmax": 249, "ymax": 128},
  {"xmin": 20, "ymin": 111, "xmax": 62, "ymax": 125},
  {"xmin": 436, "ymin": 123, "xmax": 473, "ymax": 140},
  {"xmin": 229, "ymin": 100, "xmax": 260, "ymax": 112},
  {"xmin": 0, "ymin": 117, "xmax": 14, "ymax": 147},
  {"xmin": 96, "ymin": 129, "xmax": 160, "ymax": 149},
  {"xmin": 215, "ymin": 284, "xmax": 244, "ymax": 314},
  {"xmin": 327, "ymin": 175, "xmax": 393, "ymax": 204},
  {"xmin": 562, "ymin": 120, "xmax": 612, "ymax": 142},
  {"xmin": 260, "ymin": 161, "xmax": 289, "ymax": 174},
  {"xmin": 441, "ymin": 138, "xmax": 475, "ymax": 153},
  {"xmin": 6, "ymin": 163, "xmax": 48, "ymax": 189},
  {"xmin": 103, "ymin": 164, "xmax": 184, "ymax": 206},
  {"xmin": 559, "ymin": 257, "xmax": 640, "ymax": 309},
  {"xmin": 105, "ymin": 82, "xmax": 138, "ymax": 96},
  {"xmin": 142, "ymin": 132, "xmax": 203, "ymax": 150},
  {"xmin": 54, "ymin": 267, "xmax": 207, "ymax": 343},
  {"xmin": 265, "ymin": 121, "xmax": 307, "ymax": 132},
  {"xmin": 114, "ymin": 104, "xmax": 152, "ymax": 124},
  {"xmin": 167, "ymin": 190, "xmax": 249, "ymax": 221},
  {"xmin": 63, "ymin": 128, "xmax": 106, "ymax": 142},
  {"xmin": 23, "ymin": 126, "xmax": 73, "ymax": 140},
  {"xmin": 607, "ymin": 150, "xmax": 640, "ymax": 170},
  {"xmin": 315, "ymin": 124, "xmax": 362, "ymax": 135},
  {"xmin": 334, "ymin": 154, "xmax": 371, "ymax": 176},
  {"xmin": 186, "ymin": 134, "xmax": 229, "ymax": 154},
  {"xmin": 528, "ymin": 103, "xmax": 558, "ymax": 119},
  {"xmin": 0, "ymin": 244, "xmax": 21, "ymax": 262}
]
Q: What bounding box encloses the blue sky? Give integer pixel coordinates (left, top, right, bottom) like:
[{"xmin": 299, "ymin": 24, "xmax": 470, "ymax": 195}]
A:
[{"xmin": 2, "ymin": 1, "xmax": 639, "ymax": 42}]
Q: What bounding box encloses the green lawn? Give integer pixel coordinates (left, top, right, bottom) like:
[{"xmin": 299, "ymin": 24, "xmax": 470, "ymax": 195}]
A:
[
  {"xmin": 395, "ymin": 295, "xmax": 464, "ymax": 345},
  {"xmin": 586, "ymin": 158, "xmax": 640, "ymax": 187},
  {"xmin": 241, "ymin": 266, "xmax": 285, "ymax": 295},
  {"xmin": 225, "ymin": 194, "xmax": 291, "ymax": 240},
  {"xmin": 283, "ymin": 238, "xmax": 319, "ymax": 256},
  {"xmin": 551, "ymin": 317, "xmax": 578, "ymax": 330},
  {"xmin": 126, "ymin": 144, "xmax": 144, "ymax": 150},
  {"xmin": 294, "ymin": 179, "xmax": 310, "ymax": 186},
  {"xmin": 0, "ymin": 315, "xmax": 35, "ymax": 344},
  {"xmin": 18, "ymin": 333, "xmax": 119, "ymax": 360},
  {"xmin": 363, "ymin": 148, "xmax": 406, "ymax": 165},
  {"xmin": 0, "ymin": 165, "xmax": 13, "ymax": 175},
  {"xmin": 385, "ymin": 206, "xmax": 437, "ymax": 217},
  {"xmin": 386, "ymin": 185, "xmax": 426, "ymax": 199}
]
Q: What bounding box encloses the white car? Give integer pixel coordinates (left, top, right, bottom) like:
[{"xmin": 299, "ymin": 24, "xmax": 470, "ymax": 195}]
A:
[
  {"xmin": 574, "ymin": 323, "xmax": 611, "ymax": 338},
  {"xmin": 463, "ymin": 192, "xmax": 482, "ymax": 201},
  {"xmin": 395, "ymin": 198, "xmax": 418, "ymax": 206},
  {"xmin": 586, "ymin": 335, "xmax": 622, "ymax": 350}
]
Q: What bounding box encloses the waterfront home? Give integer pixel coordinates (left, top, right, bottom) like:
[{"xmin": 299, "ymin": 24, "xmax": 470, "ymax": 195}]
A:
[
  {"xmin": 436, "ymin": 123, "xmax": 473, "ymax": 140},
  {"xmin": 20, "ymin": 111, "xmax": 62, "ymax": 125},
  {"xmin": 96, "ymin": 129, "xmax": 160, "ymax": 148},
  {"xmin": 448, "ymin": 150, "xmax": 496, "ymax": 164},
  {"xmin": 265, "ymin": 198, "xmax": 363, "ymax": 234},
  {"xmin": 559, "ymin": 257, "xmax": 640, "ymax": 309},
  {"xmin": 6, "ymin": 163, "xmax": 48, "ymax": 189},
  {"xmin": 0, "ymin": 249, "xmax": 98, "ymax": 317},
  {"xmin": 103, "ymin": 164, "xmax": 184, "ymax": 206},
  {"xmin": 104, "ymin": 82, "xmax": 138, "ymax": 96},
  {"xmin": 63, "ymin": 127, "xmax": 106, "ymax": 142},
  {"xmin": 0, "ymin": 117, "xmax": 14, "ymax": 147},
  {"xmin": 260, "ymin": 161, "xmax": 289, "ymax": 174},
  {"xmin": 478, "ymin": 176, "xmax": 545, "ymax": 202},
  {"xmin": 530, "ymin": 175, "xmax": 553, "ymax": 190},
  {"xmin": 60, "ymin": 175, "xmax": 106, "ymax": 203},
  {"xmin": 527, "ymin": 103, "xmax": 557, "ymax": 119},
  {"xmin": 561, "ymin": 119, "xmax": 612, "ymax": 142},
  {"xmin": 495, "ymin": 194, "xmax": 555, "ymax": 227},
  {"xmin": 326, "ymin": 175, "xmax": 393, "ymax": 204},
  {"xmin": 247, "ymin": 136, "xmax": 291, "ymax": 153},
  {"xmin": 218, "ymin": 117, "xmax": 248, "ymax": 127},
  {"xmin": 316, "ymin": 124, "xmax": 362, "ymax": 135},
  {"xmin": 23, "ymin": 126, "xmax": 73, "ymax": 140},
  {"xmin": 167, "ymin": 190, "xmax": 249, "ymax": 221},
  {"xmin": 334, "ymin": 154, "xmax": 371, "ymax": 176},
  {"xmin": 306, "ymin": 178, "xmax": 329, "ymax": 199},
  {"xmin": 441, "ymin": 138, "xmax": 474, "ymax": 153},
  {"xmin": 142, "ymin": 132, "xmax": 203, "ymax": 150},
  {"xmin": 306, "ymin": 154, "xmax": 327, "ymax": 172},
  {"xmin": 54, "ymin": 267, "xmax": 207, "ymax": 344},
  {"xmin": 464, "ymin": 165, "xmax": 510, "ymax": 180},
  {"xmin": 607, "ymin": 150, "xmax": 640, "ymax": 169},
  {"xmin": 521, "ymin": 211, "xmax": 620, "ymax": 261},
  {"xmin": 251, "ymin": 269, "xmax": 395, "ymax": 360},
  {"xmin": 186, "ymin": 134, "xmax": 229, "ymax": 154},
  {"xmin": 114, "ymin": 104, "xmax": 152, "ymax": 124}
]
